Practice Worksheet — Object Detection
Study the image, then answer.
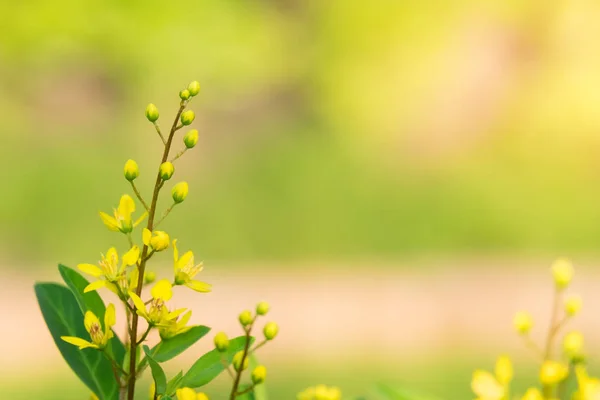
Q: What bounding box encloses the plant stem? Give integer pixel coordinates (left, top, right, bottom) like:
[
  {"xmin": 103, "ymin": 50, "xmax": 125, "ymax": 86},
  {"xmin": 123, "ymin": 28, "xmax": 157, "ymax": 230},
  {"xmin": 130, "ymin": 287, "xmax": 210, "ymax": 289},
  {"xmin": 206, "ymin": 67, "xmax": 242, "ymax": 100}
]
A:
[
  {"xmin": 130, "ymin": 181, "xmax": 150, "ymax": 212},
  {"xmin": 542, "ymin": 287, "xmax": 563, "ymax": 398},
  {"xmin": 153, "ymin": 122, "xmax": 166, "ymax": 145},
  {"xmin": 229, "ymin": 324, "xmax": 254, "ymax": 400},
  {"xmin": 126, "ymin": 101, "xmax": 187, "ymax": 400},
  {"xmin": 170, "ymin": 148, "xmax": 187, "ymax": 163}
]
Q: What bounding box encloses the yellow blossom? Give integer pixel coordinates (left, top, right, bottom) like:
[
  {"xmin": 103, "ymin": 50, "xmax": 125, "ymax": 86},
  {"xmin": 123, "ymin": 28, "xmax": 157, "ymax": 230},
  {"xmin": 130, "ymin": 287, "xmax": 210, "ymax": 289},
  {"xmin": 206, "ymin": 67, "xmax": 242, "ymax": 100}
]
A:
[
  {"xmin": 495, "ymin": 355, "xmax": 513, "ymax": 385},
  {"xmin": 172, "ymin": 240, "xmax": 211, "ymax": 293},
  {"xmin": 521, "ymin": 388, "xmax": 543, "ymax": 400},
  {"xmin": 176, "ymin": 387, "xmax": 208, "ymax": 400},
  {"xmin": 551, "ymin": 258, "xmax": 574, "ymax": 289},
  {"xmin": 143, "ymin": 229, "xmax": 170, "ymax": 252},
  {"xmin": 78, "ymin": 246, "xmax": 140, "ymax": 294},
  {"xmin": 99, "ymin": 194, "xmax": 147, "ymax": 234},
  {"xmin": 540, "ymin": 360, "xmax": 568, "ymax": 385},
  {"xmin": 61, "ymin": 304, "xmax": 116, "ymax": 350},
  {"xmin": 513, "ymin": 311, "xmax": 533, "ymax": 335},
  {"xmin": 297, "ymin": 385, "xmax": 341, "ymax": 400},
  {"xmin": 158, "ymin": 310, "xmax": 193, "ymax": 339},
  {"xmin": 565, "ymin": 295, "xmax": 583, "ymax": 316},
  {"xmin": 129, "ymin": 280, "xmax": 184, "ymax": 326},
  {"xmin": 471, "ymin": 370, "xmax": 505, "ymax": 400},
  {"xmin": 575, "ymin": 365, "xmax": 600, "ymax": 400},
  {"xmin": 563, "ymin": 331, "xmax": 585, "ymax": 359}
]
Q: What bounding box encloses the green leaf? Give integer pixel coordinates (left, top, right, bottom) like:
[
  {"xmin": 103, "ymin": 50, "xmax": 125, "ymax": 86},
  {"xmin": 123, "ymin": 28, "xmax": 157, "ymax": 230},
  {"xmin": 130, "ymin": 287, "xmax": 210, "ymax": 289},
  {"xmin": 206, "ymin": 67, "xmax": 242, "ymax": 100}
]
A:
[
  {"xmin": 165, "ymin": 371, "xmax": 184, "ymax": 395},
  {"xmin": 152, "ymin": 325, "xmax": 211, "ymax": 362},
  {"xmin": 35, "ymin": 282, "xmax": 119, "ymax": 400},
  {"xmin": 143, "ymin": 345, "xmax": 167, "ymax": 395},
  {"xmin": 377, "ymin": 383, "xmax": 445, "ymax": 400},
  {"xmin": 58, "ymin": 264, "xmax": 126, "ymax": 365},
  {"xmin": 181, "ymin": 336, "xmax": 254, "ymax": 388}
]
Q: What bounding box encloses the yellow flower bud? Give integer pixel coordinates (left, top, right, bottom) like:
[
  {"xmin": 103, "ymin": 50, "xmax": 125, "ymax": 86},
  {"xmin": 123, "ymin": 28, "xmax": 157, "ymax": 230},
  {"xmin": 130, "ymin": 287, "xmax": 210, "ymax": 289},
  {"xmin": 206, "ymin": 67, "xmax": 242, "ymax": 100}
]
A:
[
  {"xmin": 172, "ymin": 182, "xmax": 189, "ymax": 204},
  {"xmin": 214, "ymin": 332, "xmax": 229, "ymax": 352},
  {"xmin": 551, "ymin": 258, "xmax": 574, "ymax": 289},
  {"xmin": 184, "ymin": 129, "xmax": 199, "ymax": 149},
  {"xmin": 539, "ymin": 360, "xmax": 568, "ymax": 385},
  {"xmin": 179, "ymin": 89, "xmax": 191, "ymax": 101},
  {"xmin": 144, "ymin": 229, "xmax": 170, "ymax": 252},
  {"xmin": 256, "ymin": 301, "xmax": 270, "ymax": 316},
  {"xmin": 124, "ymin": 159, "xmax": 139, "ymax": 181},
  {"xmin": 563, "ymin": 331, "xmax": 584, "ymax": 358},
  {"xmin": 239, "ymin": 310, "xmax": 253, "ymax": 326},
  {"xmin": 176, "ymin": 388, "xmax": 198, "ymax": 400},
  {"xmin": 263, "ymin": 322, "xmax": 279, "ymax": 340},
  {"xmin": 159, "ymin": 162, "xmax": 175, "ymax": 181},
  {"xmin": 144, "ymin": 271, "xmax": 156, "ymax": 284},
  {"xmin": 149, "ymin": 382, "xmax": 155, "ymax": 400},
  {"xmin": 521, "ymin": 388, "xmax": 543, "ymax": 400},
  {"xmin": 565, "ymin": 295, "xmax": 582, "ymax": 316},
  {"xmin": 495, "ymin": 355, "xmax": 513, "ymax": 385},
  {"xmin": 251, "ymin": 365, "xmax": 267, "ymax": 384},
  {"xmin": 513, "ymin": 311, "xmax": 533, "ymax": 335},
  {"xmin": 145, "ymin": 103, "xmax": 159, "ymax": 122},
  {"xmin": 197, "ymin": 393, "xmax": 209, "ymax": 400},
  {"xmin": 232, "ymin": 351, "xmax": 249, "ymax": 371},
  {"xmin": 188, "ymin": 81, "xmax": 201, "ymax": 96},
  {"xmin": 181, "ymin": 110, "xmax": 195, "ymax": 126}
]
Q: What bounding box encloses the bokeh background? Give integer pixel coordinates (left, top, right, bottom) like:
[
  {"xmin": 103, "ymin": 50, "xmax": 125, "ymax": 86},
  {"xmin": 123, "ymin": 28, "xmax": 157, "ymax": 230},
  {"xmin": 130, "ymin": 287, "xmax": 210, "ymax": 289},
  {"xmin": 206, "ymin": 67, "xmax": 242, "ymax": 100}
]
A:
[{"xmin": 3, "ymin": 0, "xmax": 600, "ymax": 398}]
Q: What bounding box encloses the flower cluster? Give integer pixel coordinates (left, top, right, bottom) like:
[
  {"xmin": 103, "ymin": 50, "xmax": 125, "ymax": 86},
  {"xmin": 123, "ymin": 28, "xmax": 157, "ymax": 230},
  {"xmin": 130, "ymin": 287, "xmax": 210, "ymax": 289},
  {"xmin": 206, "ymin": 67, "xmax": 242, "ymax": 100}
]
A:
[{"xmin": 471, "ymin": 258, "xmax": 595, "ymax": 400}]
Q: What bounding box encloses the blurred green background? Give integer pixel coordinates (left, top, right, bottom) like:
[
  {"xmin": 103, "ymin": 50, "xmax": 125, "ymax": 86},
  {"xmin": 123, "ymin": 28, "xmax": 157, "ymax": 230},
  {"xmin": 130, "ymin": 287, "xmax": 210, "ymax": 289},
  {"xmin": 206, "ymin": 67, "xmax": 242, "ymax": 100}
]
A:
[{"xmin": 3, "ymin": 0, "xmax": 600, "ymax": 398}]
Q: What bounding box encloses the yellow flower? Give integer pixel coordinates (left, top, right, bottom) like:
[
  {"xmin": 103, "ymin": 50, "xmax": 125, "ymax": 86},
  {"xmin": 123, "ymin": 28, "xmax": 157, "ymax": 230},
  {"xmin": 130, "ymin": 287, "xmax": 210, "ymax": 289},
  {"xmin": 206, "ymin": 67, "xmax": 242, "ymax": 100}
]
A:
[
  {"xmin": 575, "ymin": 365, "xmax": 600, "ymax": 400},
  {"xmin": 143, "ymin": 229, "xmax": 170, "ymax": 252},
  {"xmin": 99, "ymin": 194, "xmax": 147, "ymax": 234},
  {"xmin": 565, "ymin": 295, "xmax": 583, "ymax": 316},
  {"xmin": 521, "ymin": 388, "xmax": 543, "ymax": 400},
  {"xmin": 172, "ymin": 240, "xmax": 211, "ymax": 293},
  {"xmin": 176, "ymin": 387, "xmax": 208, "ymax": 400},
  {"xmin": 471, "ymin": 370, "xmax": 505, "ymax": 400},
  {"xmin": 129, "ymin": 280, "xmax": 185, "ymax": 326},
  {"xmin": 297, "ymin": 385, "xmax": 341, "ymax": 400},
  {"xmin": 495, "ymin": 355, "xmax": 513, "ymax": 385},
  {"xmin": 540, "ymin": 360, "xmax": 568, "ymax": 385},
  {"xmin": 78, "ymin": 246, "xmax": 140, "ymax": 294},
  {"xmin": 61, "ymin": 304, "xmax": 116, "ymax": 350},
  {"xmin": 551, "ymin": 258, "xmax": 574, "ymax": 289},
  {"xmin": 563, "ymin": 331, "xmax": 585, "ymax": 358},
  {"xmin": 158, "ymin": 310, "xmax": 193, "ymax": 339},
  {"xmin": 513, "ymin": 311, "xmax": 533, "ymax": 335}
]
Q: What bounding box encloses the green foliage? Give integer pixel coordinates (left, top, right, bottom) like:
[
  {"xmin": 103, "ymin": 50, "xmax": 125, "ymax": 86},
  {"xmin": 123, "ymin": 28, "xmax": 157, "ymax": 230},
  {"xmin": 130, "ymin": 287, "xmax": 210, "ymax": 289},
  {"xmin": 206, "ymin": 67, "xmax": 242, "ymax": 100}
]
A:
[
  {"xmin": 58, "ymin": 264, "xmax": 125, "ymax": 365},
  {"xmin": 143, "ymin": 346, "xmax": 167, "ymax": 396},
  {"xmin": 34, "ymin": 283, "xmax": 118, "ymax": 400},
  {"xmin": 152, "ymin": 325, "xmax": 211, "ymax": 363},
  {"xmin": 182, "ymin": 336, "xmax": 254, "ymax": 388}
]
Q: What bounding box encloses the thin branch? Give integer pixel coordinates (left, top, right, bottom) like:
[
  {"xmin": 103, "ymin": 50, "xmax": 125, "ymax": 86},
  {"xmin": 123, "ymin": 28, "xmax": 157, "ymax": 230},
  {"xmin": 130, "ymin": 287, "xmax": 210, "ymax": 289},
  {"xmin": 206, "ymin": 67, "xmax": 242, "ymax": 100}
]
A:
[
  {"xmin": 154, "ymin": 204, "xmax": 176, "ymax": 228},
  {"xmin": 153, "ymin": 122, "xmax": 166, "ymax": 145},
  {"xmin": 170, "ymin": 148, "xmax": 187, "ymax": 163},
  {"xmin": 130, "ymin": 181, "xmax": 150, "ymax": 212}
]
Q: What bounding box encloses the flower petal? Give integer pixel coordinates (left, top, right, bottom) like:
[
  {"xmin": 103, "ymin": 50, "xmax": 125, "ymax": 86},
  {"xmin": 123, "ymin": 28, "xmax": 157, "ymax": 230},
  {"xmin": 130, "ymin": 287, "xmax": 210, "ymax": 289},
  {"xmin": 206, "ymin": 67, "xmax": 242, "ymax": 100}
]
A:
[
  {"xmin": 134, "ymin": 211, "xmax": 148, "ymax": 227},
  {"xmin": 61, "ymin": 336, "xmax": 97, "ymax": 349},
  {"xmin": 167, "ymin": 308, "xmax": 187, "ymax": 320},
  {"xmin": 128, "ymin": 291, "xmax": 146, "ymax": 314},
  {"xmin": 151, "ymin": 279, "xmax": 173, "ymax": 301},
  {"xmin": 99, "ymin": 212, "xmax": 120, "ymax": 231},
  {"xmin": 173, "ymin": 239, "xmax": 179, "ymax": 264},
  {"xmin": 143, "ymin": 228, "xmax": 151, "ymax": 246},
  {"xmin": 177, "ymin": 251, "xmax": 194, "ymax": 271},
  {"xmin": 84, "ymin": 280, "xmax": 107, "ymax": 293},
  {"xmin": 105, "ymin": 247, "xmax": 119, "ymax": 265},
  {"xmin": 122, "ymin": 245, "xmax": 140, "ymax": 267},
  {"xmin": 129, "ymin": 267, "xmax": 139, "ymax": 291},
  {"xmin": 78, "ymin": 263, "xmax": 103, "ymax": 277},
  {"xmin": 118, "ymin": 194, "xmax": 136, "ymax": 217},
  {"xmin": 186, "ymin": 280, "xmax": 212, "ymax": 293},
  {"xmin": 105, "ymin": 303, "xmax": 116, "ymax": 328},
  {"xmin": 84, "ymin": 311, "xmax": 101, "ymax": 334}
]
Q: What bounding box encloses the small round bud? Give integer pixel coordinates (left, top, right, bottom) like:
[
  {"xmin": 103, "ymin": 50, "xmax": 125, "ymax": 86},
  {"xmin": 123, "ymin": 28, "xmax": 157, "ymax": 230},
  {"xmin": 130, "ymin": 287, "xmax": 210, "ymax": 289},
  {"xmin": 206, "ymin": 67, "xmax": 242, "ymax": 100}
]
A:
[
  {"xmin": 214, "ymin": 332, "xmax": 229, "ymax": 352},
  {"xmin": 521, "ymin": 388, "xmax": 543, "ymax": 400},
  {"xmin": 145, "ymin": 103, "xmax": 159, "ymax": 122},
  {"xmin": 197, "ymin": 394, "xmax": 209, "ymax": 400},
  {"xmin": 150, "ymin": 231, "xmax": 170, "ymax": 251},
  {"xmin": 144, "ymin": 271, "xmax": 156, "ymax": 284},
  {"xmin": 251, "ymin": 365, "xmax": 267, "ymax": 384},
  {"xmin": 513, "ymin": 311, "xmax": 533, "ymax": 335},
  {"xmin": 184, "ymin": 129, "xmax": 199, "ymax": 149},
  {"xmin": 494, "ymin": 356, "xmax": 512, "ymax": 385},
  {"xmin": 188, "ymin": 81, "xmax": 201, "ymax": 96},
  {"xmin": 256, "ymin": 301, "xmax": 270, "ymax": 316},
  {"xmin": 172, "ymin": 182, "xmax": 189, "ymax": 204},
  {"xmin": 232, "ymin": 351, "xmax": 248, "ymax": 371},
  {"xmin": 239, "ymin": 310, "xmax": 253, "ymax": 326},
  {"xmin": 123, "ymin": 159, "xmax": 139, "ymax": 181},
  {"xmin": 565, "ymin": 295, "xmax": 582, "ymax": 317},
  {"xmin": 551, "ymin": 258, "xmax": 574, "ymax": 289},
  {"xmin": 179, "ymin": 89, "xmax": 191, "ymax": 101},
  {"xmin": 180, "ymin": 110, "xmax": 195, "ymax": 126},
  {"xmin": 159, "ymin": 162, "xmax": 175, "ymax": 181},
  {"xmin": 263, "ymin": 322, "xmax": 279, "ymax": 340},
  {"xmin": 539, "ymin": 360, "xmax": 568, "ymax": 385},
  {"xmin": 563, "ymin": 331, "xmax": 584, "ymax": 359},
  {"xmin": 175, "ymin": 388, "xmax": 199, "ymax": 400}
]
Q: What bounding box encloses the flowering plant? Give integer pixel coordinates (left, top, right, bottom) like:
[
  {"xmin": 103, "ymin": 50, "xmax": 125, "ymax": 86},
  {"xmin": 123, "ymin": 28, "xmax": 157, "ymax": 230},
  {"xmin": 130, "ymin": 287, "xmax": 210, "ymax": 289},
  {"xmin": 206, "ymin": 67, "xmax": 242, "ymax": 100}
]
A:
[{"xmin": 34, "ymin": 82, "xmax": 281, "ymax": 400}]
